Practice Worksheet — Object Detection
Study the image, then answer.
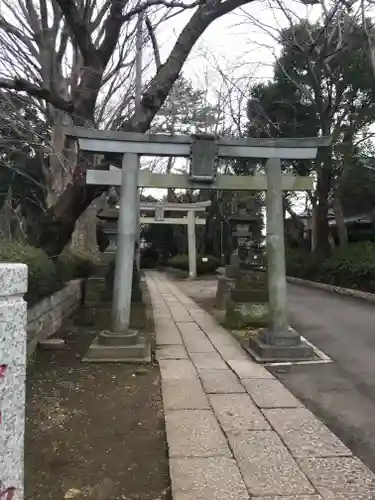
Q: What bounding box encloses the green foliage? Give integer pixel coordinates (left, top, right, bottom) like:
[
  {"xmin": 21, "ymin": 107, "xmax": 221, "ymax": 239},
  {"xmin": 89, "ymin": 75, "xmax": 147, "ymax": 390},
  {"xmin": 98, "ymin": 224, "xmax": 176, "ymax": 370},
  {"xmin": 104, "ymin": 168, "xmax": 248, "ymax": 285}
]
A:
[
  {"xmin": 140, "ymin": 247, "xmax": 159, "ymax": 269},
  {"xmin": 339, "ymin": 146, "xmax": 375, "ymax": 216},
  {"xmin": 0, "ymin": 242, "xmax": 97, "ymax": 305},
  {"xmin": 0, "ymin": 241, "xmax": 63, "ymax": 305},
  {"xmin": 156, "ymin": 76, "xmax": 220, "ymax": 134},
  {"xmin": 168, "ymin": 254, "xmax": 220, "ymax": 275},
  {"xmin": 285, "ymin": 247, "xmax": 319, "ymax": 280},
  {"xmin": 286, "ymin": 243, "xmax": 375, "ymax": 292},
  {"xmin": 56, "ymin": 249, "xmax": 99, "ymax": 280}
]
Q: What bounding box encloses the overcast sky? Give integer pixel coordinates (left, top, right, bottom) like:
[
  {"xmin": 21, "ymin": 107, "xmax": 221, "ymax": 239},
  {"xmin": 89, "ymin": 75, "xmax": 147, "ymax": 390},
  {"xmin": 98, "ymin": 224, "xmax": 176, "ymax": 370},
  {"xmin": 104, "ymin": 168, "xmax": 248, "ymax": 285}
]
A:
[
  {"xmin": 141, "ymin": 0, "xmax": 320, "ymax": 203},
  {"xmin": 154, "ymin": 0, "xmax": 320, "ymax": 88}
]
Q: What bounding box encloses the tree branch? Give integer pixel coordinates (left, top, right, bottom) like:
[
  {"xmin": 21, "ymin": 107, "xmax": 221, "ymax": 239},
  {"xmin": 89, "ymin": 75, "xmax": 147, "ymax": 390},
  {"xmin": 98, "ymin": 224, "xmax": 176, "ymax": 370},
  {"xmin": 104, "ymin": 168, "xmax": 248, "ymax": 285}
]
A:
[
  {"xmin": 54, "ymin": 0, "xmax": 97, "ymax": 64},
  {"xmin": 122, "ymin": 0, "xmax": 256, "ymax": 132},
  {"xmin": 98, "ymin": 0, "xmax": 128, "ymax": 66},
  {"xmin": 145, "ymin": 15, "xmax": 161, "ymax": 69},
  {"xmin": 121, "ymin": 0, "xmax": 201, "ymax": 23},
  {"xmin": 0, "ymin": 78, "xmax": 74, "ymax": 113}
]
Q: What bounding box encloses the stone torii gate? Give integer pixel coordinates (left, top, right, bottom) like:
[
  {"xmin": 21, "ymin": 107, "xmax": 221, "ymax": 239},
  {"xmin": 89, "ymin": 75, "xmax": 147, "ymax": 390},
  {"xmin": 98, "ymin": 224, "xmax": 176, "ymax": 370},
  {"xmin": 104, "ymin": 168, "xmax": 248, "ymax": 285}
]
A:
[
  {"xmin": 139, "ymin": 200, "xmax": 211, "ymax": 279},
  {"xmin": 63, "ymin": 127, "xmax": 330, "ymax": 362}
]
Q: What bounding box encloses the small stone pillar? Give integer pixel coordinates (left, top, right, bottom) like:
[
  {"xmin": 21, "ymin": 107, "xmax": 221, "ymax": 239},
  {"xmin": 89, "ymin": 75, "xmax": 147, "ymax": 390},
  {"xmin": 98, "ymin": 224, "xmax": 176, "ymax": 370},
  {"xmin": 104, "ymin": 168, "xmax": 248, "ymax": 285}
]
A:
[
  {"xmin": 248, "ymin": 158, "xmax": 313, "ymax": 361},
  {"xmin": 0, "ymin": 263, "xmax": 28, "ymax": 500}
]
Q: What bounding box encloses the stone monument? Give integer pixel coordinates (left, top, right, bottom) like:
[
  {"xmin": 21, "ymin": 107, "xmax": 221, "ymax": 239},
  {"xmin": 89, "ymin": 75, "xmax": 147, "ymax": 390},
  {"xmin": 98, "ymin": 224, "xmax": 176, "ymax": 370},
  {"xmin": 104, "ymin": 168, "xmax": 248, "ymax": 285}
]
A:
[{"xmin": 224, "ymin": 199, "xmax": 269, "ymax": 328}]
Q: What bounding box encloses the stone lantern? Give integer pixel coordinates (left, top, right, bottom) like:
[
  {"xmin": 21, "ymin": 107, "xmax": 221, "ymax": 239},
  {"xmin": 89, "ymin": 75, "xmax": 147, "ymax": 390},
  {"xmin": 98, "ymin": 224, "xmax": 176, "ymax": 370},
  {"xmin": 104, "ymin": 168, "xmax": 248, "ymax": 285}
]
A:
[
  {"xmin": 224, "ymin": 201, "xmax": 269, "ymax": 328},
  {"xmin": 96, "ymin": 191, "xmax": 141, "ymax": 303}
]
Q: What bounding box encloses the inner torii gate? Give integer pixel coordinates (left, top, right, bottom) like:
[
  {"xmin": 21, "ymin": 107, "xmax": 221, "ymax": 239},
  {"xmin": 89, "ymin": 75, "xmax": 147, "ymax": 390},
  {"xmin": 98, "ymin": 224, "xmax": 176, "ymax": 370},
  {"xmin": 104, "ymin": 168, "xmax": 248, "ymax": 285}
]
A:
[
  {"xmin": 140, "ymin": 200, "xmax": 211, "ymax": 279},
  {"xmin": 64, "ymin": 127, "xmax": 330, "ymax": 362}
]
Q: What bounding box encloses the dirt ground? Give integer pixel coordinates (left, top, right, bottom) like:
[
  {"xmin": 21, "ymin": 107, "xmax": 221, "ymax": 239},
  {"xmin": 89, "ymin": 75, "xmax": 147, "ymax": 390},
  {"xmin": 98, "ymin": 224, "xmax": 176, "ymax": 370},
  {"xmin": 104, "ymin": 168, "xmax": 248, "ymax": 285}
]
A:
[{"xmin": 25, "ymin": 290, "xmax": 170, "ymax": 500}]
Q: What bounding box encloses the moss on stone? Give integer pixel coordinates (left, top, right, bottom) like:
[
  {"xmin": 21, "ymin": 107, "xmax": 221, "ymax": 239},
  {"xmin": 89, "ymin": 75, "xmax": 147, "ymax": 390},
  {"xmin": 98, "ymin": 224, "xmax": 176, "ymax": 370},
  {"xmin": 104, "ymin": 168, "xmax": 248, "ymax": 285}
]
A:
[{"xmin": 225, "ymin": 300, "xmax": 269, "ymax": 329}]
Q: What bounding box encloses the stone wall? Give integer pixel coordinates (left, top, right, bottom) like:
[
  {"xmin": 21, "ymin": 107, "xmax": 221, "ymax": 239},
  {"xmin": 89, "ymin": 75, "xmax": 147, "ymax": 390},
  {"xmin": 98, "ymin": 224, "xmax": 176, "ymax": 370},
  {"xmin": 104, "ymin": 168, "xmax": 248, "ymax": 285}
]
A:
[{"xmin": 27, "ymin": 279, "xmax": 84, "ymax": 355}]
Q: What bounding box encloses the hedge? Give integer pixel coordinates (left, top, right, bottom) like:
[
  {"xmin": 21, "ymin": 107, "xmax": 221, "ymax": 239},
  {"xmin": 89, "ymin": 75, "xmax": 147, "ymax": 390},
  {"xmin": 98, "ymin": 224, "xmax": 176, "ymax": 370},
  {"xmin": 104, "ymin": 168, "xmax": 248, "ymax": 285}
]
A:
[
  {"xmin": 168, "ymin": 254, "xmax": 220, "ymax": 275},
  {"xmin": 56, "ymin": 248, "xmax": 99, "ymax": 281},
  {"xmin": 286, "ymin": 242, "xmax": 375, "ymax": 293},
  {"xmin": 0, "ymin": 242, "xmax": 98, "ymax": 305}
]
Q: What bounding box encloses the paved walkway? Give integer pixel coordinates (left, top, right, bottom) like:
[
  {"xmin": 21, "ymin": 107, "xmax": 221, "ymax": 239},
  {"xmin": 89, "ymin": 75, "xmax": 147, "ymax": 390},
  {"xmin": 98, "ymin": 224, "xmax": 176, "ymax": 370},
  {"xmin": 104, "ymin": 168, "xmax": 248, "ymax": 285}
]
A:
[{"xmin": 146, "ymin": 271, "xmax": 375, "ymax": 500}]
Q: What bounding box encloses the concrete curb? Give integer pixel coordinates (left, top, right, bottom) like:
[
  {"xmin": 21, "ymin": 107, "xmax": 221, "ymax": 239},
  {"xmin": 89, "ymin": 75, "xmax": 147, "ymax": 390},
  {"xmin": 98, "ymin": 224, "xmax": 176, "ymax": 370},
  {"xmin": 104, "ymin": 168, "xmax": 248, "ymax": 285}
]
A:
[{"xmin": 287, "ymin": 276, "xmax": 375, "ymax": 305}]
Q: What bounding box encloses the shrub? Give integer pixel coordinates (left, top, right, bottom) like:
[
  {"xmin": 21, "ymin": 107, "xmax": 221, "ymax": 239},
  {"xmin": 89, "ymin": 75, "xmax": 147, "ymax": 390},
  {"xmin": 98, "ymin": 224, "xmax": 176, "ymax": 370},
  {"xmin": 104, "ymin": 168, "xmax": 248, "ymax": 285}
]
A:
[
  {"xmin": 285, "ymin": 247, "xmax": 318, "ymax": 280},
  {"xmin": 56, "ymin": 249, "xmax": 99, "ymax": 280},
  {"xmin": 286, "ymin": 242, "xmax": 375, "ymax": 293},
  {"xmin": 0, "ymin": 241, "xmax": 63, "ymax": 305},
  {"xmin": 140, "ymin": 247, "xmax": 159, "ymax": 269},
  {"xmin": 168, "ymin": 254, "xmax": 220, "ymax": 275},
  {"xmin": 0, "ymin": 242, "xmax": 98, "ymax": 306}
]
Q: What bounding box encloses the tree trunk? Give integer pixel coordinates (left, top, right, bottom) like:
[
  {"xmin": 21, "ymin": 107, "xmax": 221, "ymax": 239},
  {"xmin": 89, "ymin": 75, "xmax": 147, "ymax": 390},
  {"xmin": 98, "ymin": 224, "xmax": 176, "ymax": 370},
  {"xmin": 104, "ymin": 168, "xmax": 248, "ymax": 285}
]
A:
[
  {"xmin": 314, "ymin": 149, "xmax": 332, "ymax": 259},
  {"xmin": 333, "ymin": 195, "xmax": 348, "ymax": 246},
  {"xmin": 285, "ymin": 203, "xmax": 305, "ymax": 247},
  {"xmin": 0, "ymin": 190, "xmax": 14, "ymax": 240},
  {"xmin": 311, "ymin": 205, "xmax": 317, "ymax": 252},
  {"xmin": 70, "ymin": 196, "xmax": 103, "ymax": 253}
]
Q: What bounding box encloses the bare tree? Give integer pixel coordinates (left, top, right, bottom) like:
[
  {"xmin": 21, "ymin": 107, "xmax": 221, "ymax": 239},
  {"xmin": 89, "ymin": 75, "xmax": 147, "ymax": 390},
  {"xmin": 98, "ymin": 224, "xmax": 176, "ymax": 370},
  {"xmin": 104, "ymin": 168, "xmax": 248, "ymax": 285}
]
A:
[{"xmin": 0, "ymin": 0, "xmax": 272, "ymax": 255}]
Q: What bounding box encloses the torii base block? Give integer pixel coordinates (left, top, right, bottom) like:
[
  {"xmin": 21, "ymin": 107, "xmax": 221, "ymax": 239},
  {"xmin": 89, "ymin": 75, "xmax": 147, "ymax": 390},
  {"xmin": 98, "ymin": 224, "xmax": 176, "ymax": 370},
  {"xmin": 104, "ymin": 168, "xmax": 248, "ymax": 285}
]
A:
[
  {"xmin": 82, "ymin": 329, "xmax": 151, "ymax": 363},
  {"xmin": 246, "ymin": 328, "xmax": 313, "ymax": 363}
]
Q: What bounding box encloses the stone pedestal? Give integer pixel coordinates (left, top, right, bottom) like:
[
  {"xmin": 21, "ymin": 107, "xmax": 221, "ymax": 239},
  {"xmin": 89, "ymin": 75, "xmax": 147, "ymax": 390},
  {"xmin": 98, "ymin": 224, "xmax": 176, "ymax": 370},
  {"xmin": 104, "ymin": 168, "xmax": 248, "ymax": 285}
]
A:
[
  {"xmin": 83, "ymin": 329, "xmax": 151, "ymax": 363},
  {"xmin": 247, "ymin": 327, "xmax": 313, "ymax": 362},
  {"xmin": 225, "ymin": 268, "xmax": 269, "ymax": 328},
  {"xmin": 215, "ymin": 275, "xmax": 235, "ymax": 310},
  {"xmin": 81, "ymin": 273, "xmax": 150, "ymax": 363}
]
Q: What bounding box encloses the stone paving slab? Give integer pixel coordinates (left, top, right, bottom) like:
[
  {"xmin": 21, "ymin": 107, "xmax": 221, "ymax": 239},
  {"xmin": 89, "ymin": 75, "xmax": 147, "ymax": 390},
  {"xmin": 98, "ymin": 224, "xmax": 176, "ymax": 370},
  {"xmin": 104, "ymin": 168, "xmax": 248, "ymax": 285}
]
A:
[
  {"xmin": 170, "ymin": 457, "xmax": 250, "ymax": 500},
  {"xmin": 209, "ymin": 393, "xmax": 271, "ymax": 432},
  {"xmin": 165, "ymin": 410, "xmax": 232, "ymax": 458},
  {"xmin": 155, "ymin": 324, "xmax": 183, "ymax": 345},
  {"xmin": 169, "ymin": 306, "xmax": 193, "ymax": 323},
  {"xmin": 162, "ymin": 379, "xmax": 210, "ymax": 410},
  {"xmin": 264, "ymin": 408, "xmax": 352, "ymax": 458},
  {"xmin": 159, "ymin": 359, "xmax": 198, "ymax": 380},
  {"xmin": 298, "ymin": 457, "xmax": 375, "ymax": 499},
  {"xmin": 214, "ymin": 342, "xmax": 249, "ymax": 361},
  {"xmin": 242, "ymin": 378, "xmax": 303, "ymax": 408},
  {"xmin": 199, "ymin": 369, "xmax": 246, "ymax": 394},
  {"xmin": 190, "ymin": 352, "xmax": 228, "ymax": 371},
  {"xmin": 227, "ymin": 430, "xmax": 315, "ymax": 497},
  {"xmin": 228, "ymin": 358, "xmax": 274, "ymax": 379},
  {"xmin": 156, "ymin": 345, "xmax": 188, "ymax": 360},
  {"xmin": 177, "ymin": 322, "xmax": 216, "ymax": 353},
  {"xmin": 256, "ymin": 497, "xmax": 323, "ymax": 500}
]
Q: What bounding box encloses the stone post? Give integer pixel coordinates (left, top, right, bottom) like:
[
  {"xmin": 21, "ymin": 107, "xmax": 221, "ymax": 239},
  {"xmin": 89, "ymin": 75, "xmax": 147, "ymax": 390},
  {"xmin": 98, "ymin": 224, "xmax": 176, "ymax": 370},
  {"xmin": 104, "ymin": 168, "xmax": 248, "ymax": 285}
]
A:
[
  {"xmin": 187, "ymin": 210, "xmax": 197, "ymax": 279},
  {"xmin": 248, "ymin": 159, "xmax": 313, "ymax": 361},
  {"xmin": 112, "ymin": 152, "xmax": 139, "ymax": 333},
  {"xmin": 265, "ymin": 158, "xmax": 288, "ymax": 333},
  {"xmin": 0, "ymin": 263, "xmax": 28, "ymax": 500},
  {"xmin": 83, "ymin": 154, "xmax": 151, "ymax": 363}
]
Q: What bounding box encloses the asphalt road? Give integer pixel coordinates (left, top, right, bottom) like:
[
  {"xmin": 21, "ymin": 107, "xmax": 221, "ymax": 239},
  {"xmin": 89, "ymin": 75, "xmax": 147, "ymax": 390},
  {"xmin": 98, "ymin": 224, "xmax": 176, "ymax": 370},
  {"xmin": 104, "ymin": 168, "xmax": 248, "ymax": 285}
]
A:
[{"xmin": 268, "ymin": 283, "xmax": 375, "ymax": 472}]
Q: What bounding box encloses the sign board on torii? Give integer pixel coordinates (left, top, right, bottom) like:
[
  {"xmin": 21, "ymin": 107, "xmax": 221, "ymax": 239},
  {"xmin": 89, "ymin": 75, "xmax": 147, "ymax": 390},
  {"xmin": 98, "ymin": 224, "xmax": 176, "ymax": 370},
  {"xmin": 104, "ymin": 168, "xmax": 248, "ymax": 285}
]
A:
[{"xmin": 62, "ymin": 126, "xmax": 330, "ymax": 357}]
